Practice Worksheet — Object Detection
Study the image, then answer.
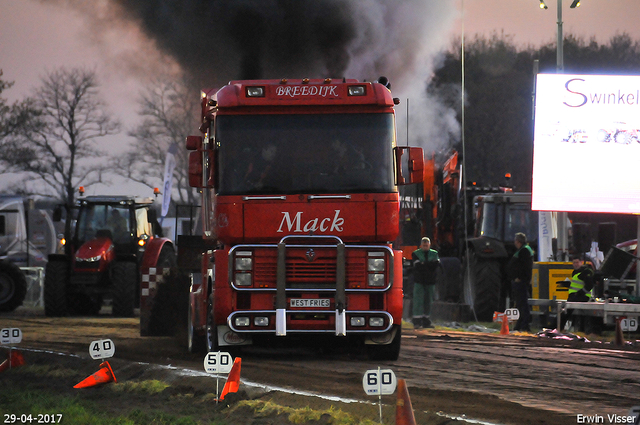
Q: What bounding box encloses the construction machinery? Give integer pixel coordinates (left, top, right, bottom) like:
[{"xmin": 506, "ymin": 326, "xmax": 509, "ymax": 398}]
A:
[
  {"xmin": 45, "ymin": 195, "xmax": 176, "ymax": 317},
  {"xmin": 398, "ymin": 150, "xmax": 539, "ymax": 321}
]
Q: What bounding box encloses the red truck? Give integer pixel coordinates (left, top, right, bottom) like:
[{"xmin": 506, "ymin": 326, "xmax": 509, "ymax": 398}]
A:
[{"xmin": 184, "ymin": 77, "xmax": 423, "ymax": 360}]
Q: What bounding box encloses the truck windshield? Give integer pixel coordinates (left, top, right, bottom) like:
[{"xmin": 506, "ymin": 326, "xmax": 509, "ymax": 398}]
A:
[
  {"xmin": 216, "ymin": 113, "xmax": 395, "ymax": 195},
  {"xmin": 479, "ymin": 203, "xmax": 538, "ymax": 242}
]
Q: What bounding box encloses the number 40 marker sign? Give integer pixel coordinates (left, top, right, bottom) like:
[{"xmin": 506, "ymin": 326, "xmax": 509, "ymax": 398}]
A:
[{"xmin": 90, "ymin": 339, "xmax": 115, "ymax": 360}]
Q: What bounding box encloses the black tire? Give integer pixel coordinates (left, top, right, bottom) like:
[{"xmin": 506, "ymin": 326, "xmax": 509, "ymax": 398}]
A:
[
  {"xmin": 463, "ymin": 253, "xmax": 501, "ymax": 322},
  {"xmin": 112, "ymin": 261, "xmax": 137, "ymax": 317},
  {"xmin": 143, "ymin": 245, "xmax": 180, "ymax": 335},
  {"xmin": 44, "ymin": 260, "xmax": 68, "ymax": 317},
  {"xmin": 157, "ymin": 245, "xmax": 177, "ymax": 268},
  {"xmin": 187, "ymin": 300, "xmax": 205, "ymax": 353},
  {"xmin": 0, "ymin": 261, "xmax": 28, "ymax": 312},
  {"xmin": 205, "ymin": 293, "xmax": 219, "ymax": 352},
  {"xmin": 435, "ymin": 257, "xmax": 462, "ymax": 302},
  {"xmin": 366, "ymin": 325, "xmax": 401, "ymax": 361}
]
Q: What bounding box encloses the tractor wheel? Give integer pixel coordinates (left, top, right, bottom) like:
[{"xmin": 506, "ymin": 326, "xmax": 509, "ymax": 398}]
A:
[
  {"xmin": 157, "ymin": 245, "xmax": 177, "ymax": 268},
  {"xmin": 188, "ymin": 300, "xmax": 205, "ymax": 353},
  {"xmin": 112, "ymin": 261, "xmax": 137, "ymax": 317},
  {"xmin": 142, "ymin": 245, "xmax": 179, "ymax": 334},
  {"xmin": 435, "ymin": 257, "xmax": 462, "ymax": 302},
  {"xmin": 0, "ymin": 261, "xmax": 28, "ymax": 312},
  {"xmin": 44, "ymin": 260, "xmax": 68, "ymax": 317},
  {"xmin": 366, "ymin": 325, "xmax": 402, "ymax": 361},
  {"xmin": 463, "ymin": 253, "xmax": 501, "ymax": 322}
]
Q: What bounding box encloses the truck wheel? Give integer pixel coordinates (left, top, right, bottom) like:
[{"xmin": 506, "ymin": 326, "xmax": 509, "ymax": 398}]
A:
[
  {"xmin": 463, "ymin": 253, "xmax": 501, "ymax": 322},
  {"xmin": 366, "ymin": 325, "xmax": 401, "ymax": 361},
  {"xmin": 188, "ymin": 301, "xmax": 205, "ymax": 353},
  {"xmin": 112, "ymin": 261, "xmax": 137, "ymax": 317},
  {"xmin": 44, "ymin": 260, "xmax": 68, "ymax": 317},
  {"xmin": 0, "ymin": 261, "xmax": 28, "ymax": 312},
  {"xmin": 205, "ymin": 294, "xmax": 219, "ymax": 352}
]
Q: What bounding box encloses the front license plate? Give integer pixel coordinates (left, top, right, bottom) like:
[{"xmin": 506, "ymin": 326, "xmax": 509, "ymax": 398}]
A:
[{"xmin": 290, "ymin": 298, "xmax": 331, "ymax": 308}]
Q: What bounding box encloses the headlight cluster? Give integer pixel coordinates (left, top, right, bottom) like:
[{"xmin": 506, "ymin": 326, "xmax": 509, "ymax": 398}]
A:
[
  {"xmin": 234, "ymin": 251, "xmax": 253, "ymax": 287},
  {"xmin": 367, "ymin": 252, "xmax": 386, "ymax": 287},
  {"xmin": 76, "ymin": 254, "xmax": 102, "ymax": 262},
  {"xmin": 234, "ymin": 316, "xmax": 269, "ymax": 327},
  {"xmin": 350, "ymin": 316, "xmax": 385, "ymax": 327}
]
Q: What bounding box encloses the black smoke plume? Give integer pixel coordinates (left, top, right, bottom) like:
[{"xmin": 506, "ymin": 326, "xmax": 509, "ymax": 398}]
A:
[{"xmin": 107, "ymin": 0, "xmax": 456, "ymax": 94}]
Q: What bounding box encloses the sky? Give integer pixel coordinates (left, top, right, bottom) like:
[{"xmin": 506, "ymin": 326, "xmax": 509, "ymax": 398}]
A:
[{"xmin": 1, "ymin": 0, "xmax": 640, "ymax": 197}]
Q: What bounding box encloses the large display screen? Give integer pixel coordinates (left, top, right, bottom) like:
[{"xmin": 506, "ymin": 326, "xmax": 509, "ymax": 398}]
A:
[{"xmin": 532, "ymin": 73, "xmax": 640, "ymax": 214}]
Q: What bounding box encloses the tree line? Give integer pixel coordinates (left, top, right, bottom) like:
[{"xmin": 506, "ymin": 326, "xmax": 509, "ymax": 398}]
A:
[{"xmin": 0, "ymin": 68, "xmax": 198, "ymax": 208}]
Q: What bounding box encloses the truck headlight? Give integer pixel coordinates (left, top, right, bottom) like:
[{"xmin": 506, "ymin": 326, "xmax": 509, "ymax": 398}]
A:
[
  {"xmin": 350, "ymin": 317, "xmax": 365, "ymax": 327},
  {"xmin": 368, "ymin": 273, "xmax": 385, "ymax": 287},
  {"xmin": 235, "ymin": 272, "xmax": 252, "ymax": 286},
  {"xmin": 235, "ymin": 255, "xmax": 252, "ymax": 271},
  {"xmin": 368, "ymin": 258, "xmax": 385, "ymax": 272},
  {"xmin": 369, "ymin": 317, "xmax": 384, "ymax": 327},
  {"xmin": 254, "ymin": 317, "xmax": 269, "ymax": 327},
  {"xmin": 235, "ymin": 317, "xmax": 250, "ymax": 327}
]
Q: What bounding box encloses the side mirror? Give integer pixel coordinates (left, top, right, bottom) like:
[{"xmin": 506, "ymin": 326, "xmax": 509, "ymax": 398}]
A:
[
  {"xmin": 185, "ymin": 135, "xmax": 203, "ymax": 151},
  {"xmin": 188, "ymin": 149, "xmax": 215, "ymax": 188},
  {"xmin": 394, "ymin": 146, "xmax": 424, "ymax": 185}
]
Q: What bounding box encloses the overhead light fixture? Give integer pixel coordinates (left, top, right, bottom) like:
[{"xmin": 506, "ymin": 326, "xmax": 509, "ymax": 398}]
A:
[
  {"xmin": 570, "ymin": 0, "xmax": 580, "ymax": 8},
  {"xmin": 539, "ymin": 0, "xmax": 548, "ymax": 9}
]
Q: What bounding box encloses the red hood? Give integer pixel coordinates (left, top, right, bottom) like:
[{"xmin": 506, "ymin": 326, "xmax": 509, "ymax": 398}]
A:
[
  {"xmin": 215, "ymin": 193, "xmax": 399, "ymax": 244},
  {"xmin": 75, "ymin": 237, "xmax": 115, "ymax": 262}
]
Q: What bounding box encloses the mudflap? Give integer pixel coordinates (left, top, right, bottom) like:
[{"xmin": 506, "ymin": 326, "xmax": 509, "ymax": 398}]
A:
[{"xmin": 217, "ymin": 325, "xmax": 252, "ymax": 347}]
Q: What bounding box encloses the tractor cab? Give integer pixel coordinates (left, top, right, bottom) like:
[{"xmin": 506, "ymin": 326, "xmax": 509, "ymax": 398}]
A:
[{"xmin": 473, "ymin": 193, "xmax": 538, "ymax": 255}]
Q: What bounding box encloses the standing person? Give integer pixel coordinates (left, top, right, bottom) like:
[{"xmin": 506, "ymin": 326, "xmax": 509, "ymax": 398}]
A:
[
  {"xmin": 412, "ymin": 237, "xmax": 440, "ymax": 329},
  {"xmin": 507, "ymin": 232, "xmax": 534, "ymax": 332}
]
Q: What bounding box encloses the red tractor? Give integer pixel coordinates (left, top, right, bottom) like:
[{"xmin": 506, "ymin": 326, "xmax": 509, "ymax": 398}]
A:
[{"xmin": 44, "ymin": 196, "xmax": 176, "ymax": 317}]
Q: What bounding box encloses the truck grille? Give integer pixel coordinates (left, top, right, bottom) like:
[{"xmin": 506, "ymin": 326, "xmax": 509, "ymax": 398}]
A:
[{"xmin": 253, "ymin": 249, "xmax": 366, "ymax": 288}]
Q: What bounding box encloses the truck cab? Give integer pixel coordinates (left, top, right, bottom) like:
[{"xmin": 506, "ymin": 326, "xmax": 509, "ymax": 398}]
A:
[{"xmin": 184, "ymin": 78, "xmax": 423, "ymax": 360}]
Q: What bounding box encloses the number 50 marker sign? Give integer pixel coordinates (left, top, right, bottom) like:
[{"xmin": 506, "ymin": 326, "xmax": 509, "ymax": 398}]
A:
[{"xmin": 363, "ymin": 368, "xmax": 397, "ymax": 395}]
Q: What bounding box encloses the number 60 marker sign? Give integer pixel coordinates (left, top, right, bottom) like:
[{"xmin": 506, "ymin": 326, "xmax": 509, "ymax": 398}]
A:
[{"xmin": 363, "ymin": 368, "xmax": 397, "ymax": 395}]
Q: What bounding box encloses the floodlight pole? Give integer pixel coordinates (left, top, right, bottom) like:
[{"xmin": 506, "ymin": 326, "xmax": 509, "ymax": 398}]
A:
[
  {"xmin": 556, "ymin": 0, "xmax": 564, "ymax": 71},
  {"xmin": 555, "ymin": 0, "xmax": 568, "ymax": 260}
]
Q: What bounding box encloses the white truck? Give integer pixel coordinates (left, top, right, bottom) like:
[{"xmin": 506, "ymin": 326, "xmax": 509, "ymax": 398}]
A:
[{"xmin": 0, "ymin": 195, "xmax": 58, "ymax": 311}]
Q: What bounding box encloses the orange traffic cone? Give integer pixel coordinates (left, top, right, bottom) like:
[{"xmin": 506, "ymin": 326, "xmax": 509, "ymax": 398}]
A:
[
  {"xmin": 500, "ymin": 314, "xmax": 509, "ymax": 335},
  {"xmin": 395, "ymin": 379, "xmax": 417, "ymax": 425},
  {"xmin": 219, "ymin": 357, "xmax": 242, "ymax": 400},
  {"xmin": 0, "ymin": 349, "xmax": 25, "ymax": 373},
  {"xmin": 615, "ymin": 317, "xmax": 625, "ymax": 346},
  {"xmin": 74, "ymin": 361, "xmax": 117, "ymax": 388}
]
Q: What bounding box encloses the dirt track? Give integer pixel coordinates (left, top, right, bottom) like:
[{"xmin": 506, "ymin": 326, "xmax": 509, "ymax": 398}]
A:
[{"xmin": 2, "ymin": 307, "xmax": 640, "ymax": 425}]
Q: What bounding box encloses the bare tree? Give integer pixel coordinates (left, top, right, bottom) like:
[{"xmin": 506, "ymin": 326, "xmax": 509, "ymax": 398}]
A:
[
  {"xmin": 114, "ymin": 75, "xmax": 198, "ymax": 206},
  {"xmin": 1, "ymin": 67, "xmax": 120, "ymax": 205}
]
